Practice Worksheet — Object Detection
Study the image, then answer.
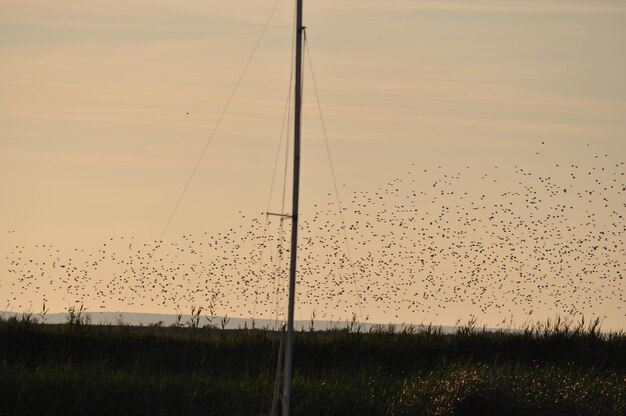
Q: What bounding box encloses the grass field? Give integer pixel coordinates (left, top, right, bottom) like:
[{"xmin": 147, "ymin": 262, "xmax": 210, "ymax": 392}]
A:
[{"xmin": 1, "ymin": 314, "xmax": 624, "ymax": 415}]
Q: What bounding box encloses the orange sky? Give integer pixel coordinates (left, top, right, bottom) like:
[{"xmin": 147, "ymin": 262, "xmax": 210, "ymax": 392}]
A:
[{"xmin": 1, "ymin": 0, "xmax": 625, "ymax": 329}]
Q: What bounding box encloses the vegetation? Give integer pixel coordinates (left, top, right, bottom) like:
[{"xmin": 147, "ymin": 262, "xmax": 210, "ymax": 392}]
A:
[{"xmin": 0, "ymin": 313, "xmax": 624, "ymax": 416}]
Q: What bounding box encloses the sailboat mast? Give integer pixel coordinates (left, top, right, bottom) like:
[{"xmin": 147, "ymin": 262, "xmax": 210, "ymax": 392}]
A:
[{"xmin": 282, "ymin": 0, "xmax": 303, "ymax": 414}]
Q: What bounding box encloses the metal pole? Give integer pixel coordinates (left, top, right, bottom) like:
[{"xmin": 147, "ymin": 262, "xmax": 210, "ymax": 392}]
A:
[
  {"xmin": 271, "ymin": 323, "xmax": 286, "ymax": 416},
  {"xmin": 282, "ymin": 0, "xmax": 303, "ymax": 415}
]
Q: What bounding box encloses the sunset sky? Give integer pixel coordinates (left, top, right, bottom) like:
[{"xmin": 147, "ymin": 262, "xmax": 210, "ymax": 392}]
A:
[{"xmin": 1, "ymin": 1, "xmax": 625, "ymax": 329}]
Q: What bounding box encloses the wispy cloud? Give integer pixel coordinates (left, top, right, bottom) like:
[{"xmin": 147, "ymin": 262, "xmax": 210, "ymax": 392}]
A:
[
  {"xmin": 320, "ymin": 0, "xmax": 626, "ymax": 15},
  {"xmin": 0, "ymin": 0, "xmax": 291, "ymax": 45}
]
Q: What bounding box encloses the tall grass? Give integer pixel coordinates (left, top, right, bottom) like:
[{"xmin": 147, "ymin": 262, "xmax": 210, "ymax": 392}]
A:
[{"xmin": 0, "ymin": 314, "xmax": 624, "ymax": 415}]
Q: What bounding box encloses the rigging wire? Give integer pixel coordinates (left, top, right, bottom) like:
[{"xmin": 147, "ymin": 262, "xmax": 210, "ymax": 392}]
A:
[
  {"xmin": 274, "ymin": 67, "xmax": 296, "ymax": 326},
  {"xmin": 268, "ymin": 6, "xmax": 298, "ymax": 409},
  {"xmin": 158, "ymin": 0, "xmax": 284, "ymax": 242},
  {"xmin": 278, "ymin": 33, "xmax": 307, "ymax": 325},
  {"xmin": 275, "ymin": 107, "xmax": 293, "ymax": 325},
  {"xmin": 304, "ymin": 31, "xmax": 366, "ymax": 323},
  {"xmin": 274, "ymin": 59, "xmax": 294, "ymax": 326},
  {"xmin": 68, "ymin": 1, "xmax": 286, "ymax": 414},
  {"xmin": 252, "ymin": 5, "xmax": 297, "ymax": 326}
]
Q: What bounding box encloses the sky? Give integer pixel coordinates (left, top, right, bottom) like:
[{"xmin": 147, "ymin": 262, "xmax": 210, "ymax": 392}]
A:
[{"xmin": 1, "ymin": 0, "xmax": 625, "ymax": 330}]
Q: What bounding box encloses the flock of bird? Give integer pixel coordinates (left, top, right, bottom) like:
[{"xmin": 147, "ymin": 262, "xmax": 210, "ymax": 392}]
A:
[{"xmin": 3, "ymin": 143, "xmax": 625, "ymax": 327}]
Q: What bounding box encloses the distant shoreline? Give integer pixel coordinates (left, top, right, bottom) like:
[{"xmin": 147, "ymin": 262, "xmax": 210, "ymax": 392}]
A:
[{"xmin": 0, "ymin": 310, "xmax": 464, "ymax": 332}]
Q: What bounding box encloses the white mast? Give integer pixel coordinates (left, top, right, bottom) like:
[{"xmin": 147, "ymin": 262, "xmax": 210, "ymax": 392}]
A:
[{"xmin": 282, "ymin": 0, "xmax": 303, "ymax": 414}]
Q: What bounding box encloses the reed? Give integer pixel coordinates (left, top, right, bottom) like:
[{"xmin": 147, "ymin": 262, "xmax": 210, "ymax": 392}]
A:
[{"xmin": 1, "ymin": 314, "xmax": 624, "ymax": 416}]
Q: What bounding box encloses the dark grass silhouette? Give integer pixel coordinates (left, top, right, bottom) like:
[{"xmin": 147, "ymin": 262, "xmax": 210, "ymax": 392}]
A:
[{"xmin": 1, "ymin": 314, "xmax": 624, "ymax": 416}]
